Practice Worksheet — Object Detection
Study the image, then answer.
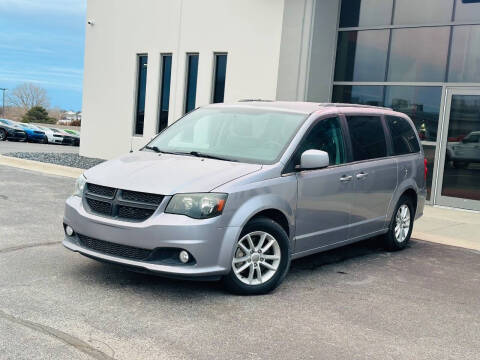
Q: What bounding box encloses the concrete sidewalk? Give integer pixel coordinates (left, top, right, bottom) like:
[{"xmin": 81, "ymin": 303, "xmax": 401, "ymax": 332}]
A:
[{"xmin": 413, "ymin": 205, "xmax": 480, "ymax": 251}]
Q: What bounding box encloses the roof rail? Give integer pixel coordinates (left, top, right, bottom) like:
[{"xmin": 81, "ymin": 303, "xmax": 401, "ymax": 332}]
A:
[
  {"xmin": 319, "ymin": 102, "xmax": 392, "ymax": 110},
  {"xmin": 238, "ymin": 99, "xmax": 274, "ymax": 102}
]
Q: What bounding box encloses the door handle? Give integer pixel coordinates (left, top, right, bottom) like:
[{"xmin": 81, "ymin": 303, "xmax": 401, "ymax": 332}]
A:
[
  {"xmin": 356, "ymin": 172, "xmax": 368, "ymax": 179},
  {"xmin": 339, "ymin": 175, "xmax": 352, "ymax": 182}
]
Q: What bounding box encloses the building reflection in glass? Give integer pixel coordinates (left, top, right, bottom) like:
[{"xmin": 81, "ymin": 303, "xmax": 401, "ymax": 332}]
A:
[{"xmin": 442, "ymin": 95, "xmax": 480, "ymax": 202}]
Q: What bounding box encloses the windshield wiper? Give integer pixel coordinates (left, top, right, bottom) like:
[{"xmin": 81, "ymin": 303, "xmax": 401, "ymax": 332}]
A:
[
  {"xmin": 144, "ymin": 146, "xmax": 183, "ymax": 155},
  {"xmin": 189, "ymin": 151, "xmax": 238, "ymax": 162},
  {"xmin": 144, "ymin": 145, "xmax": 162, "ymax": 153}
]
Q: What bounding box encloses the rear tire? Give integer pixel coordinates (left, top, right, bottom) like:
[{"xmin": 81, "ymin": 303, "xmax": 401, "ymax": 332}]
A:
[
  {"xmin": 223, "ymin": 217, "xmax": 290, "ymax": 295},
  {"xmin": 0, "ymin": 129, "xmax": 6, "ymax": 141},
  {"xmin": 383, "ymin": 195, "xmax": 414, "ymax": 251}
]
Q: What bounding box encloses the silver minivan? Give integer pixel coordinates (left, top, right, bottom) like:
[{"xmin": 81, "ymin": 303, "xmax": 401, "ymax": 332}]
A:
[{"xmin": 63, "ymin": 101, "xmax": 426, "ymax": 294}]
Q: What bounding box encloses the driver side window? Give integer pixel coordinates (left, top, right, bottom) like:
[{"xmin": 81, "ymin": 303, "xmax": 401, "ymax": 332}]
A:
[{"xmin": 295, "ymin": 117, "xmax": 346, "ymax": 167}]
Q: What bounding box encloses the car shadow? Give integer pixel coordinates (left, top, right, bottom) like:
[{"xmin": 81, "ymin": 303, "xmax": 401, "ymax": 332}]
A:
[{"xmin": 71, "ymin": 236, "xmax": 412, "ymax": 297}]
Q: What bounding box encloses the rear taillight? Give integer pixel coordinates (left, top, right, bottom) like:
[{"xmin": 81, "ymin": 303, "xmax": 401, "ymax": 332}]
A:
[{"xmin": 424, "ymin": 158, "xmax": 428, "ymax": 181}]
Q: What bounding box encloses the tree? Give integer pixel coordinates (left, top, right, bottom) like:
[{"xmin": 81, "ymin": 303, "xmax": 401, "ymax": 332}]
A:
[
  {"xmin": 8, "ymin": 83, "xmax": 50, "ymax": 111},
  {"xmin": 22, "ymin": 106, "xmax": 56, "ymax": 124}
]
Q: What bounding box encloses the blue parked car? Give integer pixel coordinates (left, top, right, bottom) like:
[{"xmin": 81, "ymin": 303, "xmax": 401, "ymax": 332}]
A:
[{"xmin": 10, "ymin": 121, "xmax": 46, "ymax": 143}]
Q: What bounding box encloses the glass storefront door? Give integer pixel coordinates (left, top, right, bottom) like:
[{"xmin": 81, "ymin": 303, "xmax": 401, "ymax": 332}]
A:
[{"xmin": 435, "ymin": 88, "xmax": 480, "ymax": 210}]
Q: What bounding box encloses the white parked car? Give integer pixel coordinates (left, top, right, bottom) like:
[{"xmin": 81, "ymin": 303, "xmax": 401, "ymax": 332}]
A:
[
  {"xmin": 446, "ymin": 131, "xmax": 480, "ymax": 168},
  {"xmin": 35, "ymin": 125, "xmax": 64, "ymax": 144}
]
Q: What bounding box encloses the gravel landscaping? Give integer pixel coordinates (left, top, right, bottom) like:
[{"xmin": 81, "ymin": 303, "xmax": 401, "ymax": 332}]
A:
[{"xmin": 4, "ymin": 152, "xmax": 104, "ymax": 169}]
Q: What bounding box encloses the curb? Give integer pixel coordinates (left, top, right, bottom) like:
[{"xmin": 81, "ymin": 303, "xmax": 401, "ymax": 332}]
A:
[
  {"xmin": 412, "ymin": 230, "xmax": 480, "ymax": 252},
  {"xmin": 0, "ymin": 155, "xmax": 83, "ymax": 179}
]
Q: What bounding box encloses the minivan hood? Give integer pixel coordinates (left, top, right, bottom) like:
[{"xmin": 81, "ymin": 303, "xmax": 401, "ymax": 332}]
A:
[{"xmin": 83, "ymin": 151, "xmax": 262, "ymax": 195}]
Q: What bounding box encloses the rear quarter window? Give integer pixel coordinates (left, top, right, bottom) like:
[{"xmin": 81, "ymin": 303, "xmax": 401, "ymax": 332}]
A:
[{"xmin": 386, "ymin": 116, "xmax": 420, "ymax": 155}]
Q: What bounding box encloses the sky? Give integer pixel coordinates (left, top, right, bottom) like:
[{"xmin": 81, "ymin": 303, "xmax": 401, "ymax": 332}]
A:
[{"xmin": 0, "ymin": 0, "xmax": 86, "ymax": 111}]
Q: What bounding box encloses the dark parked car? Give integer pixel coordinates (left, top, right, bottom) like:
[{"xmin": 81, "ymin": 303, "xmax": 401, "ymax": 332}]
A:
[{"xmin": 0, "ymin": 120, "xmax": 27, "ymax": 142}]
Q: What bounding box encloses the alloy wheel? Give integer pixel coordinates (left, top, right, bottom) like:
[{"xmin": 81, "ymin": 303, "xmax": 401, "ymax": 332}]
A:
[
  {"xmin": 394, "ymin": 204, "xmax": 410, "ymax": 243},
  {"xmin": 232, "ymin": 231, "xmax": 281, "ymax": 285}
]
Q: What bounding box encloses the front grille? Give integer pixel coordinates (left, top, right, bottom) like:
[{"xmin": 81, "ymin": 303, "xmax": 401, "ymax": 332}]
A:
[
  {"xmin": 86, "ymin": 198, "xmax": 112, "ymax": 215},
  {"xmin": 87, "ymin": 183, "xmax": 116, "ymax": 198},
  {"xmin": 84, "ymin": 183, "xmax": 163, "ymax": 222},
  {"xmin": 77, "ymin": 234, "xmax": 152, "ymax": 260},
  {"xmin": 34, "ymin": 131, "xmax": 44, "ymax": 134},
  {"xmin": 118, "ymin": 205, "xmax": 155, "ymax": 220},
  {"xmin": 121, "ymin": 190, "xmax": 164, "ymax": 205},
  {"xmin": 53, "ymin": 134, "xmax": 63, "ymax": 138}
]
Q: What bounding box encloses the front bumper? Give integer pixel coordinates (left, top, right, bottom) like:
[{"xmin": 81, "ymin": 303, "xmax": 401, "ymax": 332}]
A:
[
  {"xmin": 6, "ymin": 129, "xmax": 27, "ymax": 141},
  {"xmin": 26, "ymin": 133, "xmax": 45, "ymax": 141},
  {"xmin": 63, "ymin": 196, "xmax": 239, "ymax": 278}
]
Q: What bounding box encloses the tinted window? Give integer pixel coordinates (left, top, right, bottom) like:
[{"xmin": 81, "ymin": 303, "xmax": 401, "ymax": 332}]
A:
[
  {"xmin": 332, "ymin": 85, "xmax": 384, "ymax": 106},
  {"xmin": 384, "ymin": 86, "xmax": 442, "ymax": 142},
  {"xmin": 386, "ymin": 116, "xmax": 420, "ymax": 155},
  {"xmin": 448, "ymin": 25, "xmax": 480, "ymax": 83},
  {"xmin": 393, "ymin": 0, "xmax": 453, "ymax": 25},
  {"xmin": 346, "ymin": 116, "xmax": 387, "ymax": 161},
  {"xmin": 339, "ymin": 0, "xmax": 393, "ymax": 28},
  {"xmin": 185, "ymin": 54, "xmax": 199, "ymax": 113},
  {"xmin": 158, "ymin": 55, "xmax": 172, "ymax": 132},
  {"xmin": 212, "ymin": 54, "xmax": 227, "ymax": 103},
  {"xmin": 454, "ymin": 0, "xmax": 480, "ymax": 22},
  {"xmin": 334, "ymin": 30, "xmax": 389, "ymax": 81},
  {"xmin": 388, "ymin": 27, "xmax": 450, "ymax": 82},
  {"xmin": 135, "ymin": 55, "xmax": 148, "ymax": 135},
  {"xmin": 295, "ymin": 117, "xmax": 346, "ymax": 167}
]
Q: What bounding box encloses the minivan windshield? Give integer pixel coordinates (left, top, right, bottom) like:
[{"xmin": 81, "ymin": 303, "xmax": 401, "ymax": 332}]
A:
[{"xmin": 146, "ymin": 107, "xmax": 307, "ymax": 164}]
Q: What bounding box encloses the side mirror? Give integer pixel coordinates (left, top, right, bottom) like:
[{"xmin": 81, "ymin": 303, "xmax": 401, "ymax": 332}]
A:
[{"xmin": 298, "ymin": 149, "xmax": 329, "ymax": 170}]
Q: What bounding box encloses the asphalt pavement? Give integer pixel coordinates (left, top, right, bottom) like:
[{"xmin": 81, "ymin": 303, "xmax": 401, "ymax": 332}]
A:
[
  {"xmin": 1, "ymin": 165, "xmax": 479, "ymax": 360},
  {"xmin": 0, "ymin": 140, "xmax": 79, "ymax": 154}
]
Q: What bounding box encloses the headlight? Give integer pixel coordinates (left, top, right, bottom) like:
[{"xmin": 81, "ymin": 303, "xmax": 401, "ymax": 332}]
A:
[
  {"xmin": 165, "ymin": 193, "xmax": 227, "ymax": 219},
  {"xmin": 73, "ymin": 174, "xmax": 86, "ymax": 197}
]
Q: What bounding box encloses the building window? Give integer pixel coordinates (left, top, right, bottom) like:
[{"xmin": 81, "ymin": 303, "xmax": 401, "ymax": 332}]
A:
[
  {"xmin": 387, "ymin": 27, "xmax": 450, "ymax": 82},
  {"xmin": 158, "ymin": 54, "xmax": 172, "ymax": 133},
  {"xmin": 334, "ymin": 30, "xmax": 389, "ymax": 82},
  {"xmin": 393, "ymin": 0, "xmax": 453, "ymax": 25},
  {"xmin": 454, "ymin": 0, "xmax": 480, "ymax": 22},
  {"xmin": 448, "ymin": 25, "xmax": 480, "ymax": 83},
  {"xmin": 339, "ymin": 0, "xmax": 393, "ymax": 28},
  {"xmin": 134, "ymin": 55, "xmax": 148, "ymax": 135},
  {"xmin": 384, "ymin": 86, "xmax": 442, "ymax": 142},
  {"xmin": 332, "ymin": 85, "xmax": 384, "ymax": 106},
  {"xmin": 185, "ymin": 53, "xmax": 199, "ymax": 113},
  {"xmin": 212, "ymin": 53, "xmax": 227, "ymax": 103}
]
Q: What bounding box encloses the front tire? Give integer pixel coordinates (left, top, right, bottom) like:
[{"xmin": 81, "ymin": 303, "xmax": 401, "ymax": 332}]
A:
[
  {"xmin": 0, "ymin": 129, "xmax": 6, "ymax": 141},
  {"xmin": 223, "ymin": 217, "xmax": 290, "ymax": 295},
  {"xmin": 383, "ymin": 195, "xmax": 414, "ymax": 251}
]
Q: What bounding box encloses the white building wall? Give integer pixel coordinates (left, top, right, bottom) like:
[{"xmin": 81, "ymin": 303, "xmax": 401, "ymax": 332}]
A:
[{"xmin": 81, "ymin": 0, "xmax": 286, "ymax": 159}]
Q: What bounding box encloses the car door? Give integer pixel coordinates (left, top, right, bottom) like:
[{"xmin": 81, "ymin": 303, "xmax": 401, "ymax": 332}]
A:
[
  {"xmin": 345, "ymin": 114, "xmax": 398, "ymax": 238},
  {"xmin": 294, "ymin": 116, "xmax": 354, "ymax": 254}
]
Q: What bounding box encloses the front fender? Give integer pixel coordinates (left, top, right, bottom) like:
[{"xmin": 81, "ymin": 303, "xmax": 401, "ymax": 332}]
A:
[{"xmin": 218, "ymin": 177, "xmax": 297, "ymax": 265}]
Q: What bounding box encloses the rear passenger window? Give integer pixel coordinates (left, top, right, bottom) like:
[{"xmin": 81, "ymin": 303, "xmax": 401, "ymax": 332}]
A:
[
  {"xmin": 386, "ymin": 116, "xmax": 420, "ymax": 155},
  {"xmin": 346, "ymin": 116, "xmax": 387, "ymax": 161}
]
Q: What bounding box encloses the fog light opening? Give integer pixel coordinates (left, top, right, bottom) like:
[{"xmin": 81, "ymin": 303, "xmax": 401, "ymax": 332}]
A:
[
  {"xmin": 65, "ymin": 225, "xmax": 74, "ymax": 236},
  {"xmin": 179, "ymin": 250, "xmax": 190, "ymax": 264}
]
